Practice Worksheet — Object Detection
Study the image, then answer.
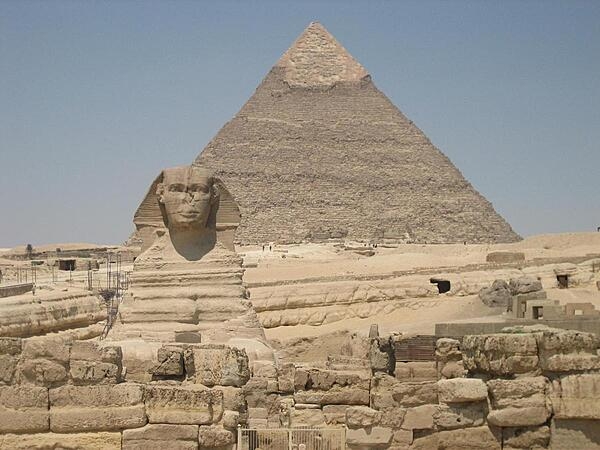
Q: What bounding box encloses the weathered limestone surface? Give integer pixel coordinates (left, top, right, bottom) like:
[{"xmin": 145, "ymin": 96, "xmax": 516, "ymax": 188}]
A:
[
  {"xmin": 184, "ymin": 344, "xmax": 250, "ymax": 387},
  {"xmin": 0, "ymin": 432, "xmax": 122, "ymax": 450},
  {"xmin": 145, "ymin": 384, "xmax": 223, "ymax": 425},
  {"xmin": 49, "ymin": 383, "xmax": 146, "ymax": 432},
  {"xmin": 461, "ymin": 333, "xmax": 539, "ymax": 376},
  {"xmin": 478, "ymin": 279, "xmax": 512, "ymax": 308},
  {"xmin": 70, "ymin": 340, "xmax": 123, "ymax": 385},
  {"xmin": 0, "ymin": 288, "xmax": 106, "ymax": 338},
  {"xmin": 122, "ymin": 424, "xmax": 198, "ymax": 450},
  {"xmin": 294, "ymin": 367, "xmax": 370, "ymax": 405},
  {"xmin": 195, "ymin": 22, "xmax": 519, "ymax": 245},
  {"xmin": 551, "ymin": 419, "xmax": 600, "ymax": 450},
  {"xmin": 0, "ymin": 385, "xmax": 49, "ymax": 433},
  {"xmin": 437, "ymin": 378, "xmax": 487, "ymax": 403},
  {"xmin": 552, "ymin": 374, "xmax": 600, "ymax": 419}
]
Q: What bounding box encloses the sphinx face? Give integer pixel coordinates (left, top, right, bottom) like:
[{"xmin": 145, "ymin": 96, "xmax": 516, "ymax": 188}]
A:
[{"xmin": 158, "ymin": 166, "xmax": 214, "ymax": 231}]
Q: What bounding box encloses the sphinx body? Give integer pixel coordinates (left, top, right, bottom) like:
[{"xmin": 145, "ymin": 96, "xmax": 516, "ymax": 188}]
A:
[{"xmin": 107, "ymin": 166, "xmax": 273, "ymax": 378}]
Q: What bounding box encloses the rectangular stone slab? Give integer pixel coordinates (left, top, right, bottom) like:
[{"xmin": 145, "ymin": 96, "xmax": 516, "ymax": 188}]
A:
[
  {"xmin": 145, "ymin": 384, "xmax": 223, "ymax": 424},
  {"xmin": 49, "ymin": 383, "xmax": 146, "ymax": 432},
  {"xmin": 0, "ymin": 432, "xmax": 121, "ymax": 450},
  {"xmin": 0, "ymin": 385, "xmax": 49, "ymax": 433}
]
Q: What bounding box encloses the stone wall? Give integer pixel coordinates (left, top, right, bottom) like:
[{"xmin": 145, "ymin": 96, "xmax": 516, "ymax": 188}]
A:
[
  {"xmin": 2, "ymin": 326, "xmax": 600, "ymax": 449},
  {"xmin": 274, "ymin": 326, "xmax": 600, "ymax": 450},
  {"xmin": 0, "ymin": 336, "xmax": 252, "ymax": 449}
]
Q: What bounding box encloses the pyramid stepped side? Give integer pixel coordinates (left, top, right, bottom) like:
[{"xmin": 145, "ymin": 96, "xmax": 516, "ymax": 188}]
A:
[{"xmin": 195, "ymin": 23, "xmax": 520, "ymax": 244}]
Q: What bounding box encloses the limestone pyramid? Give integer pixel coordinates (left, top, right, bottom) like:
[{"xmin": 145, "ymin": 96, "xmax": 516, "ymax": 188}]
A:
[{"xmin": 195, "ymin": 22, "xmax": 520, "ymax": 244}]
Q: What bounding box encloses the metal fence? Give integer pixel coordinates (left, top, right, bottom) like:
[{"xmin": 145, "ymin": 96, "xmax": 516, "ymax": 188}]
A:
[{"xmin": 237, "ymin": 427, "xmax": 346, "ymax": 450}]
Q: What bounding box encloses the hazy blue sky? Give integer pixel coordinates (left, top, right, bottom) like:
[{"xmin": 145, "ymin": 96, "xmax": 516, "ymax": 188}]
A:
[{"xmin": 1, "ymin": 0, "xmax": 599, "ymax": 247}]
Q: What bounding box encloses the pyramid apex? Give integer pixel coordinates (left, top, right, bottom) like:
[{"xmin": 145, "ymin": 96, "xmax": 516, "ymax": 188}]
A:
[{"xmin": 275, "ymin": 22, "xmax": 369, "ymax": 87}]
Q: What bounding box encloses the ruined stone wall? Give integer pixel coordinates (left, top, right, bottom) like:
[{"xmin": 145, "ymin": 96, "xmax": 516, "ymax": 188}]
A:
[
  {"xmin": 274, "ymin": 327, "xmax": 600, "ymax": 449},
  {"xmin": 0, "ymin": 336, "xmax": 255, "ymax": 450},
  {"xmin": 2, "ymin": 326, "xmax": 600, "ymax": 449}
]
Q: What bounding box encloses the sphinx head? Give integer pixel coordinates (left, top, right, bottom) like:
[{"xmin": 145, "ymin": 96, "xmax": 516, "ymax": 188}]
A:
[{"xmin": 156, "ymin": 166, "xmax": 218, "ymax": 232}]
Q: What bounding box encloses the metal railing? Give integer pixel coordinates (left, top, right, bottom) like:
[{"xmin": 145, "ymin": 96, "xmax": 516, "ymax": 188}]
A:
[{"xmin": 237, "ymin": 427, "xmax": 346, "ymax": 450}]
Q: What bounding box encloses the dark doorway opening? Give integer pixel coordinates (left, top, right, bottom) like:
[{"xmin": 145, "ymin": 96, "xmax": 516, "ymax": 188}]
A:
[
  {"xmin": 58, "ymin": 259, "xmax": 76, "ymax": 271},
  {"xmin": 557, "ymin": 275, "xmax": 569, "ymax": 289},
  {"xmin": 533, "ymin": 306, "xmax": 544, "ymax": 319},
  {"xmin": 430, "ymin": 278, "xmax": 451, "ymax": 294}
]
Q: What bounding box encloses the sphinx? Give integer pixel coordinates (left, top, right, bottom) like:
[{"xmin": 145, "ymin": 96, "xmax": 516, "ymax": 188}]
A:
[{"xmin": 107, "ymin": 166, "xmax": 272, "ymax": 375}]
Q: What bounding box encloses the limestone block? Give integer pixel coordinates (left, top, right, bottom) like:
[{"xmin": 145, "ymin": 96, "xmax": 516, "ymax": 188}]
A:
[
  {"xmin": 346, "ymin": 406, "xmax": 382, "ymax": 428},
  {"xmin": 184, "ymin": 344, "xmax": 250, "ymax": 387},
  {"xmin": 70, "ymin": 360, "xmax": 121, "ymax": 385},
  {"xmin": 487, "ymin": 406, "xmax": 549, "ymax": 427},
  {"xmin": 0, "ymin": 354, "xmax": 17, "ymax": 384},
  {"xmin": 152, "ymin": 345, "xmax": 184, "ymax": 377},
  {"xmin": 17, "ymin": 336, "xmax": 70, "ymax": 387},
  {"xmin": 0, "ymin": 337, "xmax": 22, "ymax": 355},
  {"xmin": 479, "ymin": 280, "xmax": 512, "ymax": 308},
  {"xmin": 198, "ymin": 425, "xmax": 235, "ymax": 448},
  {"xmin": 401, "ymin": 404, "xmax": 437, "ymax": 430},
  {"xmin": 0, "ymin": 385, "xmax": 49, "ymax": 433},
  {"xmin": 536, "ymin": 329, "xmax": 600, "ymax": 372},
  {"xmin": 0, "ymin": 432, "xmax": 122, "ymax": 449},
  {"xmin": 509, "ymin": 276, "xmax": 543, "ymax": 295},
  {"xmin": 17, "ymin": 358, "xmax": 68, "ymax": 387},
  {"xmin": 123, "ymin": 424, "xmax": 199, "ymax": 450},
  {"xmin": 435, "ymin": 338, "xmax": 462, "ymax": 360},
  {"xmin": 323, "ymin": 404, "xmax": 350, "ymax": 425},
  {"xmin": 346, "ymin": 426, "xmax": 393, "ymax": 449},
  {"xmin": 394, "ymin": 361, "xmax": 437, "ymax": 381},
  {"xmin": 435, "ymin": 338, "xmax": 465, "ymax": 379},
  {"xmin": 69, "ymin": 341, "xmax": 122, "ymax": 384},
  {"xmin": 487, "ymin": 376, "xmax": 548, "ymax": 408},
  {"xmin": 294, "ymin": 368, "xmax": 370, "ymax": 405},
  {"xmin": 371, "ymin": 374, "xmax": 438, "ymax": 408},
  {"xmin": 437, "ymin": 378, "xmax": 487, "ymax": 403},
  {"xmin": 21, "ymin": 336, "xmax": 70, "ymax": 362},
  {"xmin": 213, "ymin": 386, "xmax": 245, "ymax": 412},
  {"xmin": 502, "ymin": 425, "xmax": 550, "ymax": 449},
  {"xmin": 369, "ymin": 336, "xmax": 395, "ymax": 374},
  {"xmin": 70, "ymin": 340, "xmax": 122, "ymax": 364},
  {"xmin": 248, "ymin": 406, "xmax": 268, "ymax": 418},
  {"xmin": 378, "ymin": 407, "xmax": 407, "ymax": 429},
  {"xmin": 252, "ymin": 360, "xmax": 277, "ymax": 378},
  {"xmin": 551, "ymin": 418, "xmax": 600, "ymax": 450},
  {"xmin": 242, "ymin": 377, "xmax": 280, "ymax": 416},
  {"xmin": 145, "ymin": 384, "xmax": 223, "ymax": 424},
  {"xmin": 277, "ymin": 362, "xmax": 295, "ymax": 393},
  {"xmin": 461, "ymin": 333, "xmax": 539, "ymax": 376},
  {"xmin": 412, "ymin": 426, "xmax": 501, "ymax": 450},
  {"xmin": 553, "ymin": 374, "xmax": 600, "ymax": 419},
  {"xmin": 434, "ymin": 403, "xmax": 486, "ymax": 430},
  {"xmin": 486, "ymin": 377, "xmax": 550, "ymax": 427},
  {"xmin": 291, "ymin": 407, "xmax": 327, "ymax": 427},
  {"xmin": 222, "ymin": 410, "xmax": 240, "ymax": 429},
  {"xmin": 393, "ymin": 429, "xmax": 412, "ymax": 446},
  {"xmin": 50, "ymin": 383, "xmax": 146, "ymax": 432}
]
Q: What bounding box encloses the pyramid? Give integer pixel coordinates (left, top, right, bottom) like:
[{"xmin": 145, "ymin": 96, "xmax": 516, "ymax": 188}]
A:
[{"xmin": 194, "ymin": 22, "xmax": 520, "ymax": 244}]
